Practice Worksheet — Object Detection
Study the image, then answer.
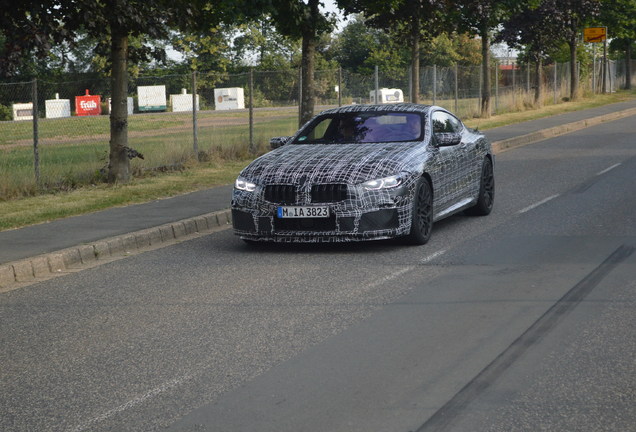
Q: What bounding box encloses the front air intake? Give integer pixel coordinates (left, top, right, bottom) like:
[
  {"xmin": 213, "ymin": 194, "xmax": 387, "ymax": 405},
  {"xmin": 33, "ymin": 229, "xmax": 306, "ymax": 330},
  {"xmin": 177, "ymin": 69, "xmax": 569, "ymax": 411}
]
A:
[
  {"xmin": 311, "ymin": 184, "xmax": 348, "ymax": 203},
  {"xmin": 264, "ymin": 184, "xmax": 297, "ymax": 204}
]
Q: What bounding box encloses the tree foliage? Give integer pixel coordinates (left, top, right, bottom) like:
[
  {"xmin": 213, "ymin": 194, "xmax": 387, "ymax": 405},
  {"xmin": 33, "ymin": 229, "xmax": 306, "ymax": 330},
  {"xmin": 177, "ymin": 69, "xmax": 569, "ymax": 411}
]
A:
[
  {"xmin": 539, "ymin": 0, "xmax": 600, "ymax": 99},
  {"xmin": 266, "ymin": 0, "xmax": 336, "ymax": 125},
  {"xmin": 447, "ymin": 0, "xmax": 522, "ymax": 116},
  {"xmin": 599, "ymin": 0, "xmax": 636, "ymax": 89},
  {"xmin": 337, "ymin": 0, "xmax": 448, "ymax": 103}
]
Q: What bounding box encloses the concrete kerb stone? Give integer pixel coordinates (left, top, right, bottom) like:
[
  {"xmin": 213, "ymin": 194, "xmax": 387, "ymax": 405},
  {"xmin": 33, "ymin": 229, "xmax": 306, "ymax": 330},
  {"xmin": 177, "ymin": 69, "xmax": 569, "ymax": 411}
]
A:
[
  {"xmin": 47, "ymin": 253, "xmax": 66, "ymax": 273},
  {"xmin": 158, "ymin": 225, "xmax": 173, "ymax": 242},
  {"xmin": 134, "ymin": 231, "xmax": 152, "ymax": 248},
  {"xmin": 121, "ymin": 234, "xmax": 138, "ymax": 254},
  {"xmin": 107, "ymin": 237, "xmax": 125, "ymax": 255},
  {"xmin": 78, "ymin": 244, "xmax": 97, "ymax": 264},
  {"xmin": 183, "ymin": 219, "xmax": 197, "ymax": 235},
  {"xmin": 0, "ymin": 264, "xmax": 16, "ymax": 288},
  {"xmin": 31, "ymin": 256, "xmax": 51, "ymax": 278},
  {"xmin": 204, "ymin": 214, "xmax": 219, "ymax": 229},
  {"xmin": 62, "ymin": 249, "xmax": 82, "ymax": 268},
  {"xmin": 172, "ymin": 222, "xmax": 187, "ymax": 239},
  {"xmin": 12, "ymin": 260, "xmax": 34, "ymax": 282},
  {"xmin": 93, "ymin": 240, "xmax": 112, "ymax": 260},
  {"xmin": 194, "ymin": 216, "xmax": 209, "ymax": 233}
]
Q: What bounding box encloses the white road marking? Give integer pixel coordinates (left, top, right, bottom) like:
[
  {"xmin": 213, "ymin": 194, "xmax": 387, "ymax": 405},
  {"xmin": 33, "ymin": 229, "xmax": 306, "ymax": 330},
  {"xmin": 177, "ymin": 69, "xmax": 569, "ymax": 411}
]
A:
[
  {"xmin": 596, "ymin": 163, "xmax": 621, "ymax": 176},
  {"xmin": 69, "ymin": 372, "xmax": 196, "ymax": 432},
  {"xmin": 420, "ymin": 249, "xmax": 447, "ymax": 264},
  {"xmin": 364, "ymin": 266, "xmax": 416, "ymax": 291},
  {"xmin": 518, "ymin": 194, "xmax": 560, "ymax": 214}
]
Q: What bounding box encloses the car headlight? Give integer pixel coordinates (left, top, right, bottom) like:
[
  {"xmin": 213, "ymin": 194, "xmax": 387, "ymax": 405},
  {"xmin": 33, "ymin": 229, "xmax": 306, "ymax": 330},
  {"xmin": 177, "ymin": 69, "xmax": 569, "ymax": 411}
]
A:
[
  {"xmin": 235, "ymin": 176, "xmax": 257, "ymax": 192},
  {"xmin": 361, "ymin": 174, "xmax": 404, "ymax": 191}
]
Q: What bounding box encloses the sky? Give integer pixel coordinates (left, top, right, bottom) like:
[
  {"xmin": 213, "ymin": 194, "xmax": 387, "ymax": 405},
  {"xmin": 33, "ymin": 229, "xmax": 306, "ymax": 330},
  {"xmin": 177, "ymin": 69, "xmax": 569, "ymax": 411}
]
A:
[{"xmin": 320, "ymin": 0, "xmax": 351, "ymax": 31}]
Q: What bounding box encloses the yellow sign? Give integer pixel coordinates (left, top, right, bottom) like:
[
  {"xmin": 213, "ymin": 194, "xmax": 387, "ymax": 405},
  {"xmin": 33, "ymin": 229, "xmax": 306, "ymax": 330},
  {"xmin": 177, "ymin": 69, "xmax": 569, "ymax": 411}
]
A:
[{"xmin": 584, "ymin": 27, "xmax": 607, "ymax": 43}]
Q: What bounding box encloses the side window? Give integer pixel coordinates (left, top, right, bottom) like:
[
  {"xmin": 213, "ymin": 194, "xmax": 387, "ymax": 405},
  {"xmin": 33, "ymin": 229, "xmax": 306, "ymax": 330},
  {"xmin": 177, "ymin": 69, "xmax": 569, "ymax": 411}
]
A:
[
  {"xmin": 294, "ymin": 117, "xmax": 333, "ymax": 143},
  {"xmin": 308, "ymin": 118, "xmax": 331, "ymax": 140},
  {"xmin": 446, "ymin": 114, "xmax": 463, "ymax": 133},
  {"xmin": 432, "ymin": 111, "xmax": 462, "ymax": 134}
]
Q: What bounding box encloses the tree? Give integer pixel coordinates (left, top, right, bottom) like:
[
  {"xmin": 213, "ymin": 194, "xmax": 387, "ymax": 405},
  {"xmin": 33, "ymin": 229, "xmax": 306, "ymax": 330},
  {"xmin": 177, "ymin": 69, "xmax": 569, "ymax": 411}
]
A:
[
  {"xmin": 449, "ymin": 0, "xmax": 519, "ymax": 117},
  {"xmin": 329, "ymin": 15, "xmax": 390, "ymax": 73},
  {"xmin": 600, "ymin": 0, "xmax": 636, "ymax": 90},
  {"xmin": 337, "ymin": 0, "xmax": 446, "ymax": 104},
  {"xmin": 542, "ymin": 0, "xmax": 600, "ymax": 100},
  {"xmin": 268, "ymin": 0, "xmax": 335, "ymax": 126},
  {"xmin": 1, "ymin": 0, "xmax": 264, "ymax": 183},
  {"xmin": 497, "ymin": 1, "xmax": 562, "ymax": 104}
]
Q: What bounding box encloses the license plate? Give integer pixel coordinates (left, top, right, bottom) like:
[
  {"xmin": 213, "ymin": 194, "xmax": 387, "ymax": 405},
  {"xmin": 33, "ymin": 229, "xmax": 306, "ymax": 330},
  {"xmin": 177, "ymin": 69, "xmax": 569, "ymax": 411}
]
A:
[{"xmin": 277, "ymin": 206, "xmax": 330, "ymax": 218}]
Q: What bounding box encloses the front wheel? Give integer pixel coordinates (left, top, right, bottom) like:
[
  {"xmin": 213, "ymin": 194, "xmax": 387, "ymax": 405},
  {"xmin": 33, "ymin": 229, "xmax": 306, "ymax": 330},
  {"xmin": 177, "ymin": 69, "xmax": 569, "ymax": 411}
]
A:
[
  {"xmin": 404, "ymin": 178, "xmax": 433, "ymax": 245},
  {"xmin": 466, "ymin": 157, "xmax": 495, "ymax": 216}
]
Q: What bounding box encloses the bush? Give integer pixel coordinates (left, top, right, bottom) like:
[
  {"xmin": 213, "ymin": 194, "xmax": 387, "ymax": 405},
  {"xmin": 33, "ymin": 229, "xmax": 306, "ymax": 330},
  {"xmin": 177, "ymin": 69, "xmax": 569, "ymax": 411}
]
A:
[{"xmin": 0, "ymin": 104, "xmax": 12, "ymax": 121}]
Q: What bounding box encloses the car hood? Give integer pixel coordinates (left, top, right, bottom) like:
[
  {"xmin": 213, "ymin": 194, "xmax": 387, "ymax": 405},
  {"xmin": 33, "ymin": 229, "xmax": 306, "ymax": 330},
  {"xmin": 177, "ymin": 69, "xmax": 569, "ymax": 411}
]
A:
[{"xmin": 240, "ymin": 142, "xmax": 425, "ymax": 185}]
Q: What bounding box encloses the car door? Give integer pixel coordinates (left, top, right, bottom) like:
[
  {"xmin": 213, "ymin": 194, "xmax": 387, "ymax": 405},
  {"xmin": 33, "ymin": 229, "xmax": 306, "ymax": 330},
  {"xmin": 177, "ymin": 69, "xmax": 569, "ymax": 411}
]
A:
[{"xmin": 430, "ymin": 110, "xmax": 466, "ymax": 212}]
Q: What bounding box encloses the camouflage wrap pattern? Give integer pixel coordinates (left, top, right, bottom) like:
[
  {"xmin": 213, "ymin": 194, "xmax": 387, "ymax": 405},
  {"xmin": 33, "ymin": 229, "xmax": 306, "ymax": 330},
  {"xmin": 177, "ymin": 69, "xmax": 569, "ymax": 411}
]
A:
[{"xmin": 231, "ymin": 104, "xmax": 492, "ymax": 242}]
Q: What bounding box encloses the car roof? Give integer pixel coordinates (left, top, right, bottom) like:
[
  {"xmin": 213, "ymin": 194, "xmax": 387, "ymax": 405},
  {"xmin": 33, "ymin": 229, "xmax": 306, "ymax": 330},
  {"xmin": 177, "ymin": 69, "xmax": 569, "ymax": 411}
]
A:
[{"xmin": 319, "ymin": 103, "xmax": 435, "ymax": 116}]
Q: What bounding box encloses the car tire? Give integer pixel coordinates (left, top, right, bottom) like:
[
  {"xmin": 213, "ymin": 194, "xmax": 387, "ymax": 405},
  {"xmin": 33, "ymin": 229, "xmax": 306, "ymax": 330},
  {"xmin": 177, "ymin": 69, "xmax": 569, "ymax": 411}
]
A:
[
  {"xmin": 466, "ymin": 157, "xmax": 495, "ymax": 216},
  {"xmin": 404, "ymin": 177, "xmax": 433, "ymax": 245}
]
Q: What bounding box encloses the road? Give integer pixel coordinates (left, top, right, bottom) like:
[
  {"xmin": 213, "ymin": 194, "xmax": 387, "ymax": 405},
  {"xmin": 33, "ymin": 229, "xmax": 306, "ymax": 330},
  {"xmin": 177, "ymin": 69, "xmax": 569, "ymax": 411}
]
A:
[{"xmin": 1, "ymin": 115, "xmax": 635, "ymax": 432}]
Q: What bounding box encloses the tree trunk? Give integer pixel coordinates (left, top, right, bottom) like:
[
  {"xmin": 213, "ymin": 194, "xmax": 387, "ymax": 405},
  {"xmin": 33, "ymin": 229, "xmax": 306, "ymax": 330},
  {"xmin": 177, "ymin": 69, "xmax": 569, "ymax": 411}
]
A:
[
  {"xmin": 626, "ymin": 41, "xmax": 632, "ymax": 90},
  {"xmin": 411, "ymin": 18, "xmax": 420, "ymax": 104},
  {"xmin": 568, "ymin": 38, "xmax": 578, "ymax": 101},
  {"xmin": 299, "ymin": 34, "xmax": 316, "ymax": 126},
  {"xmin": 299, "ymin": 0, "xmax": 319, "ymax": 127},
  {"xmin": 534, "ymin": 58, "xmax": 542, "ymax": 106},
  {"xmin": 480, "ymin": 28, "xmax": 491, "ymax": 118},
  {"xmin": 108, "ymin": 26, "xmax": 130, "ymax": 183}
]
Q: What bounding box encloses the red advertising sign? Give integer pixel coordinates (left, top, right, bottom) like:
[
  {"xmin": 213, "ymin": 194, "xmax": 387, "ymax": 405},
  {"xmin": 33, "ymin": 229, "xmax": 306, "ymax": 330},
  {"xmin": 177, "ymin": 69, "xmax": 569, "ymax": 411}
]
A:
[{"xmin": 75, "ymin": 89, "xmax": 102, "ymax": 116}]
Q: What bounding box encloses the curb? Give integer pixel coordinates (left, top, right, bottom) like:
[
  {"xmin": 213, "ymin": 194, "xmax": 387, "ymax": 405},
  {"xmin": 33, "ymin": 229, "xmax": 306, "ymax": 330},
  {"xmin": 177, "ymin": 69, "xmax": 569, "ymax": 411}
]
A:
[
  {"xmin": 0, "ymin": 208, "xmax": 233, "ymax": 292},
  {"xmin": 491, "ymin": 106, "xmax": 636, "ymax": 153}
]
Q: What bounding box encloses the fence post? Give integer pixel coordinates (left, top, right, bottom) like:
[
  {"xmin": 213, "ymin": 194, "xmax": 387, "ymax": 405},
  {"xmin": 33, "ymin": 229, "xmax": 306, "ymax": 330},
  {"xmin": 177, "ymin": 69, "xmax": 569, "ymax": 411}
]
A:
[
  {"xmin": 512, "ymin": 63, "xmax": 516, "ymax": 107},
  {"xmin": 592, "ymin": 43, "xmax": 596, "ymax": 94},
  {"xmin": 495, "ymin": 61, "xmax": 499, "ymax": 114},
  {"xmin": 191, "ymin": 71, "xmax": 199, "ymax": 158},
  {"xmin": 433, "ymin": 64, "xmax": 437, "ymax": 105},
  {"xmin": 374, "ymin": 65, "xmax": 379, "ymax": 104},
  {"xmin": 454, "ymin": 63, "xmax": 458, "ymax": 113},
  {"xmin": 298, "ymin": 67, "xmax": 302, "ymax": 126},
  {"xmin": 249, "ymin": 68, "xmax": 255, "ymax": 155},
  {"xmin": 32, "ymin": 78, "xmax": 40, "ymax": 186},
  {"xmin": 478, "ymin": 65, "xmax": 482, "ymax": 114},
  {"xmin": 554, "ymin": 62, "xmax": 558, "ymax": 104},
  {"xmin": 409, "ymin": 63, "xmax": 413, "ymax": 103},
  {"xmin": 338, "ymin": 67, "xmax": 342, "ymax": 107}
]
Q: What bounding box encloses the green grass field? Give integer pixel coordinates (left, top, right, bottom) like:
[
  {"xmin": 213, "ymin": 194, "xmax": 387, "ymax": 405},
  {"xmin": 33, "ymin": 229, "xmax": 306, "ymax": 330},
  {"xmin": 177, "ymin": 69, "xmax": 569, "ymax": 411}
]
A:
[{"xmin": 0, "ymin": 109, "xmax": 300, "ymax": 198}]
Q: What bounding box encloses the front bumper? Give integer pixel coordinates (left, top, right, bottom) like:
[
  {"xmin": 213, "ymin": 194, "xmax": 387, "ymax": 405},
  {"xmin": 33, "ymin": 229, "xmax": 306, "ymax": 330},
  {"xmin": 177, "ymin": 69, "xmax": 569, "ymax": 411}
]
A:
[{"xmin": 231, "ymin": 184, "xmax": 414, "ymax": 242}]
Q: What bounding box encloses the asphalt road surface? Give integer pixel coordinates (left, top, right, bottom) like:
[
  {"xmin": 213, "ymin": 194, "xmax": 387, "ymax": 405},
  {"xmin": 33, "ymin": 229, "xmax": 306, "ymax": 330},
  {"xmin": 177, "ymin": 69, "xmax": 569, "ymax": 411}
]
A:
[{"xmin": 1, "ymin": 115, "xmax": 635, "ymax": 432}]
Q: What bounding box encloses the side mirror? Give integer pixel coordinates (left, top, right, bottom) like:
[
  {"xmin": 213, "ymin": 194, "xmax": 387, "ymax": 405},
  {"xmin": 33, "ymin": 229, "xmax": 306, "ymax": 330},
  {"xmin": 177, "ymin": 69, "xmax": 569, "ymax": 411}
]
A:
[
  {"xmin": 270, "ymin": 136, "xmax": 291, "ymax": 149},
  {"xmin": 434, "ymin": 132, "xmax": 462, "ymax": 147}
]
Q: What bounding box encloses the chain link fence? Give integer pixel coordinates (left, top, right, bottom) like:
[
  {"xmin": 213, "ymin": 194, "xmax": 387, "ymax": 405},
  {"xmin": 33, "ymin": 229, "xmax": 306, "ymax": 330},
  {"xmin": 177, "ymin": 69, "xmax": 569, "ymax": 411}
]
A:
[{"xmin": 1, "ymin": 60, "xmax": 632, "ymax": 198}]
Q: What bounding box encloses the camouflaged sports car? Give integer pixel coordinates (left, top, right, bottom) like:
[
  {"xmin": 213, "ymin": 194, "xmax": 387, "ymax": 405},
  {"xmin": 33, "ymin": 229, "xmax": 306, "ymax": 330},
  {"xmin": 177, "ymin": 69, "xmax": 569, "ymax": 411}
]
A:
[{"xmin": 231, "ymin": 103, "xmax": 494, "ymax": 244}]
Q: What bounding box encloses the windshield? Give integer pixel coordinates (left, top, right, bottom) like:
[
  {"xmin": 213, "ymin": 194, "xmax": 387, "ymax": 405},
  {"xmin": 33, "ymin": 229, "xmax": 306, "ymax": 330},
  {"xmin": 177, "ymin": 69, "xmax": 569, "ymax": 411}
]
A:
[{"xmin": 292, "ymin": 112, "xmax": 424, "ymax": 144}]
